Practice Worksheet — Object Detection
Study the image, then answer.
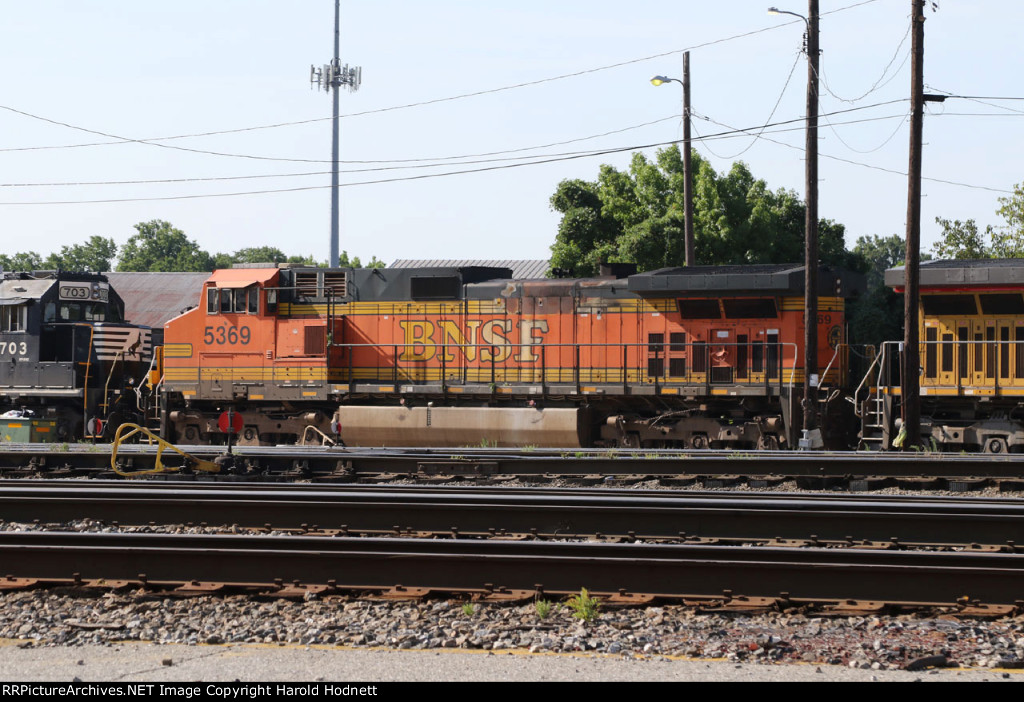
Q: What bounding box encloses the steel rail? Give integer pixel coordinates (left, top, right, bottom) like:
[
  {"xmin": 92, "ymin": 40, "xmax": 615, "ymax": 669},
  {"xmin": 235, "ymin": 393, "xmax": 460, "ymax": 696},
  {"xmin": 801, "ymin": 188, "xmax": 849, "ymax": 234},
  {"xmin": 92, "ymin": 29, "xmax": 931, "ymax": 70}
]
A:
[
  {"xmin": 4, "ymin": 531, "xmax": 1024, "ymax": 607},
  {"xmin": 4, "ymin": 483, "xmax": 1024, "ymax": 546},
  {"xmin": 2, "ymin": 444, "xmax": 1024, "ymax": 480},
  {"xmin": 9, "ymin": 478, "xmax": 1024, "ymax": 504}
]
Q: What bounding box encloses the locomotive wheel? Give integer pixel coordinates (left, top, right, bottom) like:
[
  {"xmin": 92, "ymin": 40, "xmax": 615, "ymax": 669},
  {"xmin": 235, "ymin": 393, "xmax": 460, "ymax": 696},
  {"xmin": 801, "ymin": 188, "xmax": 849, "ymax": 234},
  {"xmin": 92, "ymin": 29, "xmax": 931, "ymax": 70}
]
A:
[
  {"xmin": 757, "ymin": 434, "xmax": 780, "ymax": 451},
  {"xmin": 691, "ymin": 434, "xmax": 709, "ymax": 450},
  {"xmin": 984, "ymin": 437, "xmax": 1008, "ymax": 454}
]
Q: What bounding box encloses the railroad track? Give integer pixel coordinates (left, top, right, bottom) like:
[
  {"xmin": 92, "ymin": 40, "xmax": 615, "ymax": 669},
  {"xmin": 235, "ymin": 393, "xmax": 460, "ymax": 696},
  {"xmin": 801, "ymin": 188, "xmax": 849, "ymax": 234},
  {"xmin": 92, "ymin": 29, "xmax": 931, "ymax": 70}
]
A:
[
  {"xmin": 2, "ymin": 531, "xmax": 1023, "ymax": 612},
  {"xmin": 2, "ymin": 443, "xmax": 1024, "ymax": 487},
  {"xmin": 3, "ymin": 482, "xmax": 1024, "ymax": 548},
  {"xmin": 4, "ymin": 482, "xmax": 1024, "ymax": 612}
]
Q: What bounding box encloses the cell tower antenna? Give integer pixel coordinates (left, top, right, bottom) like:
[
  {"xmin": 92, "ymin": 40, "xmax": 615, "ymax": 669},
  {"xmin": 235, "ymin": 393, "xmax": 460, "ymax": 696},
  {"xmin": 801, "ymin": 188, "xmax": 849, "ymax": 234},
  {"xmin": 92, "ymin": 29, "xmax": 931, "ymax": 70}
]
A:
[{"xmin": 310, "ymin": 0, "xmax": 362, "ymax": 268}]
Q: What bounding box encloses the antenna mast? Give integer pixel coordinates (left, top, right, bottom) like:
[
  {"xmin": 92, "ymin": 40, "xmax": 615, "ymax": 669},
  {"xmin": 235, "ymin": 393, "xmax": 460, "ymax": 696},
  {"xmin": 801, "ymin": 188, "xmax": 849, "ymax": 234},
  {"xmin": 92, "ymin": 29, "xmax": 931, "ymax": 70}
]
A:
[{"xmin": 310, "ymin": 0, "xmax": 362, "ymax": 268}]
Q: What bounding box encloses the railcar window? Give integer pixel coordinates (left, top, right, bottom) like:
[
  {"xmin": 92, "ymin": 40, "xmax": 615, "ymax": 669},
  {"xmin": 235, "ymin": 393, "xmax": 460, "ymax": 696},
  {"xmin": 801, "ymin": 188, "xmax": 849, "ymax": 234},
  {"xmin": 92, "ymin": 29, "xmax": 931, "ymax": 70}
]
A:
[
  {"xmin": 959, "ymin": 327, "xmax": 969, "ymax": 377},
  {"xmin": 669, "ymin": 333, "xmax": 687, "ymax": 377},
  {"xmin": 722, "ymin": 298, "xmax": 777, "ymax": 319},
  {"xmin": 1017, "ymin": 326, "xmax": 1024, "ymax": 379},
  {"xmin": 737, "ymin": 334, "xmax": 748, "ymax": 379},
  {"xmin": 247, "ymin": 287, "xmax": 259, "ymax": 314},
  {"xmin": 980, "ymin": 294, "xmax": 1024, "ymax": 315},
  {"xmin": 220, "ymin": 289, "xmax": 232, "ymax": 314},
  {"xmin": 411, "ymin": 276, "xmax": 460, "ymax": 300},
  {"xmin": 1001, "ymin": 327, "xmax": 1011, "ymax": 379},
  {"xmin": 925, "ymin": 328, "xmax": 937, "ymax": 378},
  {"xmin": 0, "ymin": 304, "xmax": 27, "ymax": 332},
  {"xmin": 921, "ymin": 295, "xmax": 978, "ymax": 316},
  {"xmin": 233, "ymin": 289, "xmax": 247, "ymax": 313},
  {"xmin": 266, "ymin": 289, "xmax": 278, "ymax": 314},
  {"xmin": 767, "ymin": 333, "xmax": 779, "ymax": 379},
  {"xmin": 58, "ymin": 303, "xmax": 82, "ymax": 322},
  {"xmin": 692, "ymin": 341, "xmax": 707, "ymax": 373},
  {"xmin": 677, "ymin": 299, "xmax": 721, "ymax": 319},
  {"xmin": 207, "ymin": 288, "xmax": 218, "ymax": 315},
  {"xmin": 986, "ymin": 327, "xmax": 996, "ymax": 379},
  {"xmin": 83, "ymin": 304, "xmax": 106, "ymax": 321},
  {"xmin": 43, "ymin": 302, "xmax": 55, "ymax": 323}
]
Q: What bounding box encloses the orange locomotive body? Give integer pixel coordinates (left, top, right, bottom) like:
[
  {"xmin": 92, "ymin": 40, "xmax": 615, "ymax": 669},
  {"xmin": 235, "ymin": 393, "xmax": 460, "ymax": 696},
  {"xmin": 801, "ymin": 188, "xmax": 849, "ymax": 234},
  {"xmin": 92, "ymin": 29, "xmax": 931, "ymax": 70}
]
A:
[{"xmin": 161, "ymin": 263, "xmax": 861, "ymax": 448}]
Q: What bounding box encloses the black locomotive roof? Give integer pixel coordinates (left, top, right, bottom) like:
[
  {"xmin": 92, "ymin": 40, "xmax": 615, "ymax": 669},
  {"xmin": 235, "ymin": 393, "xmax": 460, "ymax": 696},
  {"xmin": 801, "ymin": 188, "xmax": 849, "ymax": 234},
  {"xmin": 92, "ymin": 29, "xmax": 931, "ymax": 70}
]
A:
[
  {"xmin": 885, "ymin": 259, "xmax": 1024, "ymax": 289},
  {"xmin": 628, "ymin": 264, "xmax": 863, "ymax": 297},
  {"xmin": 0, "ymin": 271, "xmax": 111, "ymax": 302}
]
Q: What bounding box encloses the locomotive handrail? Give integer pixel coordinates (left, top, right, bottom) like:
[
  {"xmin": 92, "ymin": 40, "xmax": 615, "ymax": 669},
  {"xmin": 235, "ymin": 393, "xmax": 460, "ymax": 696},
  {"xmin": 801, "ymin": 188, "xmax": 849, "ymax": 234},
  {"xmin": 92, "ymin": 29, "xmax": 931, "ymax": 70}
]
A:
[
  {"xmin": 330, "ymin": 339, "xmax": 804, "ymax": 392},
  {"xmin": 852, "ymin": 349, "xmax": 883, "ymax": 419},
  {"xmin": 819, "ymin": 345, "xmax": 844, "ymax": 389}
]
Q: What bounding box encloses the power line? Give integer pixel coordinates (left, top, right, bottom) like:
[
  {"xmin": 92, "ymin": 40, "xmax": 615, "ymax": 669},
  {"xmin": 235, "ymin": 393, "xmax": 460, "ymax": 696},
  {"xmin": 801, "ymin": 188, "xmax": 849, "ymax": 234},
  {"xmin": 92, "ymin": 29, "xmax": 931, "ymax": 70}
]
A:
[
  {"xmin": 694, "ymin": 50, "xmax": 801, "ymax": 160},
  {"xmin": 0, "ymin": 103, "xmax": 910, "ymax": 189},
  {"xmin": 0, "ymin": 1, "xmax": 885, "ymax": 159},
  {"xmin": 0, "ymin": 105, "xmax": 921, "ymax": 203},
  {"xmin": 818, "ymin": 16, "xmax": 912, "ymax": 104},
  {"xmin": 0, "ymin": 116, "xmax": 690, "ymax": 187},
  {"xmin": 819, "ymin": 105, "xmax": 909, "ymax": 154},
  {"xmin": 697, "ymin": 112, "xmax": 1013, "ymax": 195}
]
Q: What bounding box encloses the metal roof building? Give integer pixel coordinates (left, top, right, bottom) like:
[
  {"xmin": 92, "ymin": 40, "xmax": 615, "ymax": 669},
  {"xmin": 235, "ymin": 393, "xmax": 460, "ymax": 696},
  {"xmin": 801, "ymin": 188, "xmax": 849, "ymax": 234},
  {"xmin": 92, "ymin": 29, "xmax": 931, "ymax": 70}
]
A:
[
  {"xmin": 390, "ymin": 259, "xmax": 550, "ymax": 280},
  {"xmin": 106, "ymin": 272, "xmax": 209, "ymax": 328}
]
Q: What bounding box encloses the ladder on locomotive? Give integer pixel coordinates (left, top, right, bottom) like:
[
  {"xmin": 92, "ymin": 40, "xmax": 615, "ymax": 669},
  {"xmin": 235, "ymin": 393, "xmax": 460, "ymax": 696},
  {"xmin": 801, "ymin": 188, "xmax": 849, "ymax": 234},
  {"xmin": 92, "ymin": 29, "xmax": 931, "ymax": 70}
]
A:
[{"xmin": 852, "ymin": 343, "xmax": 890, "ymax": 450}]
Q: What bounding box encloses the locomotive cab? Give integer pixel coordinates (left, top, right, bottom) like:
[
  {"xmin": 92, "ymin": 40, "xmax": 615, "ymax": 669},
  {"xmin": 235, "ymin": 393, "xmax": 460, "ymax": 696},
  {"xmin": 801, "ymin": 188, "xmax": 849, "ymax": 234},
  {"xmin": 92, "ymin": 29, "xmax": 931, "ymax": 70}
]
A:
[
  {"xmin": 0, "ymin": 271, "xmax": 152, "ymax": 442},
  {"xmin": 866, "ymin": 259, "xmax": 1024, "ymax": 452}
]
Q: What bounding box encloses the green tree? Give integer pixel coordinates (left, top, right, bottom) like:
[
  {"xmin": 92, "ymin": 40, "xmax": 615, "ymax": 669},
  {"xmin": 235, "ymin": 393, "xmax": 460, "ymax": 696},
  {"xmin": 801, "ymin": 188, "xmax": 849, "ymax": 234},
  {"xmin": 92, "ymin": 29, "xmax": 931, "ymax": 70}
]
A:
[
  {"xmin": 0, "ymin": 251, "xmax": 44, "ymax": 271},
  {"xmin": 995, "ymin": 181, "xmax": 1024, "ymax": 256},
  {"xmin": 42, "ymin": 236, "xmax": 118, "ymax": 272},
  {"xmin": 932, "ymin": 218, "xmax": 992, "ymax": 260},
  {"xmin": 338, "ymin": 251, "xmax": 385, "ymax": 268},
  {"xmin": 116, "ymin": 220, "xmax": 214, "ymax": 272},
  {"xmin": 549, "ymin": 177, "xmax": 621, "ymax": 277},
  {"xmin": 847, "ymin": 234, "xmax": 907, "ymax": 347},
  {"xmin": 210, "ymin": 248, "xmax": 384, "ymax": 270},
  {"xmin": 548, "ymin": 146, "xmax": 850, "ymax": 274}
]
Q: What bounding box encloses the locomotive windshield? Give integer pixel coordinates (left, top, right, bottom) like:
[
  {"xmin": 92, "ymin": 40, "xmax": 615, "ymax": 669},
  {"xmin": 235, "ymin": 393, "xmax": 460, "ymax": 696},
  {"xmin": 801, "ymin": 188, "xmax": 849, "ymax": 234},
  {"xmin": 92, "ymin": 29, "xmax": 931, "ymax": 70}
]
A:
[{"xmin": 43, "ymin": 301, "xmax": 122, "ymax": 323}]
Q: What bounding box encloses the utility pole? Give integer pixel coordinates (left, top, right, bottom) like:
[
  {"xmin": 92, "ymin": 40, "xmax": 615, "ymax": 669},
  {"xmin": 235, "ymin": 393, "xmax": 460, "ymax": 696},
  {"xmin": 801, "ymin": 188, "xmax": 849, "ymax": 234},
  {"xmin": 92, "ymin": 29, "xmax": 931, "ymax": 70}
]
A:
[
  {"xmin": 902, "ymin": 0, "xmax": 926, "ymax": 449},
  {"xmin": 803, "ymin": 0, "xmax": 820, "ymax": 436},
  {"xmin": 650, "ymin": 56, "xmax": 695, "ymax": 266},
  {"xmin": 311, "ymin": 0, "xmax": 361, "ymax": 268},
  {"xmin": 682, "ymin": 52, "xmax": 695, "ymax": 267}
]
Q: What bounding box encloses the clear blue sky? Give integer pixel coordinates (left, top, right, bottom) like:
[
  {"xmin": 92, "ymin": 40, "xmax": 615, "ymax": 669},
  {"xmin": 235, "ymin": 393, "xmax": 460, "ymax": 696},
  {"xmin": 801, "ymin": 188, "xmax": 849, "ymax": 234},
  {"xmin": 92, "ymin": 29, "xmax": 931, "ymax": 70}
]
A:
[{"xmin": 1, "ymin": 1, "xmax": 1021, "ymax": 266}]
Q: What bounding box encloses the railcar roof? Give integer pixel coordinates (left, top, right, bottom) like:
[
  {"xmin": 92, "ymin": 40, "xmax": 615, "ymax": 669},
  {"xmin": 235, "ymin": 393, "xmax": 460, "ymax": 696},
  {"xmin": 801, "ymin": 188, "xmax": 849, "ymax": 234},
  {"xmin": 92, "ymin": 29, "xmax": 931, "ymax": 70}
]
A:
[
  {"xmin": 886, "ymin": 259, "xmax": 1024, "ymax": 289},
  {"xmin": 628, "ymin": 264, "xmax": 862, "ymax": 296},
  {"xmin": 0, "ymin": 277, "xmax": 54, "ymax": 300}
]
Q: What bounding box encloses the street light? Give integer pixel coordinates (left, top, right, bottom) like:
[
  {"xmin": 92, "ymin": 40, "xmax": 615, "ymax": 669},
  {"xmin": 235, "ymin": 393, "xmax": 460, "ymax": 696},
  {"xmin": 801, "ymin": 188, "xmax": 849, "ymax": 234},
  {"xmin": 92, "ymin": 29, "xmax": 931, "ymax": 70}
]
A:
[
  {"xmin": 650, "ymin": 75, "xmax": 678, "ymax": 87},
  {"xmin": 649, "ymin": 52, "xmax": 695, "ymax": 267},
  {"xmin": 769, "ymin": 2, "xmax": 820, "ymax": 446},
  {"xmin": 768, "ymin": 6, "xmax": 807, "ymax": 22}
]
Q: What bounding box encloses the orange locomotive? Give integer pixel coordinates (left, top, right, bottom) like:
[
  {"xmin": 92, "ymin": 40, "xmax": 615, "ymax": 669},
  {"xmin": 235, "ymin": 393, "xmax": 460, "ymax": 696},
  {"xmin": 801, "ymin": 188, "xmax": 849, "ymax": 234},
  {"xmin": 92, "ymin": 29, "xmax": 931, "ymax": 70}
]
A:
[{"xmin": 160, "ymin": 263, "xmax": 862, "ymax": 448}]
